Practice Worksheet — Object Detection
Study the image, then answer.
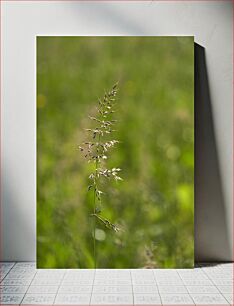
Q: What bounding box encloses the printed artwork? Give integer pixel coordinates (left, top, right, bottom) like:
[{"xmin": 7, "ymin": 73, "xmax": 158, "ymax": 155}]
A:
[{"xmin": 37, "ymin": 37, "xmax": 194, "ymax": 268}]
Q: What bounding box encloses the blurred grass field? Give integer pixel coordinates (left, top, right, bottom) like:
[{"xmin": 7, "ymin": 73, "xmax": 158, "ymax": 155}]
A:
[{"xmin": 37, "ymin": 36, "xmax": 194, "ymax": 268}]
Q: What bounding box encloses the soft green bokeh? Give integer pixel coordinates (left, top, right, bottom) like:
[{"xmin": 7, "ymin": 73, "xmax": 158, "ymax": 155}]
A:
[{"xmin": 37, "ymin": 37, "xmax": 194, "ymax": 268}]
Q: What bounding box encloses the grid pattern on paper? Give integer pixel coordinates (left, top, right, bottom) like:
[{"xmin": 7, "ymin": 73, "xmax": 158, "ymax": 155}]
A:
[{"xmin": 0, "ymin": 262, "xmax": 232, "ymax": 305}]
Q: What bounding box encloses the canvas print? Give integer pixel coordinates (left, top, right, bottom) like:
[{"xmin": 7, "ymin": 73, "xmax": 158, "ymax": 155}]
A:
[{"xmin": 37, "ymin": 36, "xmax": 194, "ymax": 268}]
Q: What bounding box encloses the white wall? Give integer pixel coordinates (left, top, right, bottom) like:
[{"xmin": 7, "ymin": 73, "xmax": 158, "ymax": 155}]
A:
[{"xmin": 2, "ymin": 1, "xmax": 232, "ymax": 262}]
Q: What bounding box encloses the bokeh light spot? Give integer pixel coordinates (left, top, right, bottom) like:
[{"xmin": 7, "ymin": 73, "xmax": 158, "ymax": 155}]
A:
[
  {"xmin": 94, "ymin": 228, "xmax": 106, "ymax": 241},
  {"xmin": 166, "ymin": 145, "xmax": 180, "ymax": 160},
  {"xmin": 37, "ymin": 94, "xmax": 47, "ymax": 108}
]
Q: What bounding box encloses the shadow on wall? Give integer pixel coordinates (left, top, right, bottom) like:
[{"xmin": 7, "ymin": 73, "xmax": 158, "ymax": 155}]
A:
[
  {"xmin": 195, "ymin": 43, "xmax": 231, "ymax": 262},
  {"xmin": 68, "ymin": 3, "xmax": 147, "ymax": 35}
]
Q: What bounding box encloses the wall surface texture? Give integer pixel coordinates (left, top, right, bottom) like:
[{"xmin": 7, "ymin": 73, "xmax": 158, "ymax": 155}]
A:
[{"xmin": 2, "ymin": 1, "xmax": 233, "ymax": 261}]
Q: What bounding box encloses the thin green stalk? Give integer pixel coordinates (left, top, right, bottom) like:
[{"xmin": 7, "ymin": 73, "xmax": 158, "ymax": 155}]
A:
[
  {"xmin": 93, "ymin": 133, "xmax": 101, "ymax": 269},
  {"xmin": 79, "ymin": 83, "xmax": 122, "ymax": 268},
  {"xmin": 92, "ymin": 167, "xmax": 96, "ymax": 269}
]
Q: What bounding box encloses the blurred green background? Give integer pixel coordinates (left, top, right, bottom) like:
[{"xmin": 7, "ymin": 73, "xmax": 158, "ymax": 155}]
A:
[{"xmin": 37, "ymin": 36, "xmax": 194, "ymax": 268}]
